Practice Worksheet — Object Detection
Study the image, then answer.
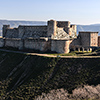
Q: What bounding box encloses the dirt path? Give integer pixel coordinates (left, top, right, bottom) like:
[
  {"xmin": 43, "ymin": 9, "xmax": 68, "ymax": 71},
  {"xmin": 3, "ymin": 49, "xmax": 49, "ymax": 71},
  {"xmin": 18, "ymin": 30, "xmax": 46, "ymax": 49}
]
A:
[{"xmin": 0, "ymin": 49, "xmax": 100, "ymax": 58}]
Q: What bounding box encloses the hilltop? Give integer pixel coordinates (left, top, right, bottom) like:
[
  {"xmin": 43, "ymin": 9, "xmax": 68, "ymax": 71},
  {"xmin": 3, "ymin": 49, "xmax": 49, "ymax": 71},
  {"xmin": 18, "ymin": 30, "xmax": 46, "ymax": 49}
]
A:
[{"xmin": 0, "ymin": 50, "xmax": 100, "ymax": 99}]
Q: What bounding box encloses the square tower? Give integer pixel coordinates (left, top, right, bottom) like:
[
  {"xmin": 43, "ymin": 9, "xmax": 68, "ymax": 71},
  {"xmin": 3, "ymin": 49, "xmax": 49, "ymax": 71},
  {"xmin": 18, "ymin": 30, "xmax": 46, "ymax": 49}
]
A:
[
  {"xmin": 2, "ymin": 25, "xmax": 10, "ymax": 37},
  {"xmin": 79, "ymin": 31, "xmax": 98, "ymax": 47},
  {"xmin": 47, "ymin": 20, "xmax": 57, "ymax": 37}
]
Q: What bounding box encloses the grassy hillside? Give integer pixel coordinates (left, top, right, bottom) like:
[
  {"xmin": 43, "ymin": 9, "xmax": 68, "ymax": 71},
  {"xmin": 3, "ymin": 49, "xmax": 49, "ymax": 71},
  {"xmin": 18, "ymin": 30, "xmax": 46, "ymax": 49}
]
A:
[{"xmin": 0, "ymin": 51, "xmax": 100, "ymax": 99}]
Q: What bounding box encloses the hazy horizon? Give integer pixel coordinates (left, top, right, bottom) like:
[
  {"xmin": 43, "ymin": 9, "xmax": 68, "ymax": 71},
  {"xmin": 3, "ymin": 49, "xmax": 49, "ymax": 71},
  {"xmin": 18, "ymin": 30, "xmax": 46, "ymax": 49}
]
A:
[{"xmin": 0, "ymin": 19, "xmax": 100, "ymax": 26}]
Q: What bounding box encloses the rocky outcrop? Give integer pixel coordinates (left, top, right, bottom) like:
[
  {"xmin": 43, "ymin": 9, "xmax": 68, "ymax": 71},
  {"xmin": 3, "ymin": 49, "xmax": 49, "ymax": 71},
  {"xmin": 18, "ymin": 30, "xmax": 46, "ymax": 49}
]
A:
[{"xmin": 36, "ymin": 85, "xmax": 100, "ymax": 100}]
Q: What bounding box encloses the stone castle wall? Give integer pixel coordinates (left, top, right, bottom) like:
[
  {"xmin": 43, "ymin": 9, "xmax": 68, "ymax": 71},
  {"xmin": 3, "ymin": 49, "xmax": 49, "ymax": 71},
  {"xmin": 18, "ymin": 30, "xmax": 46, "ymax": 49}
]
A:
[
  {"xmin": 98, "ymin": 36, "xmax": 100, "ymax": 47},
  {"xmin": 4, "ymin": 38, "xmax": 21, "ymax": 48},
  {"xmin": 0, "ymin": 37, "xmax": 4, "ymax": 47},
  {"xmin": 1, "ymin": 20, "xmax": 99, "ymax": 54},
  {"xmin": 79, "ymin": 32, "xmax": 90, "ymax": 47},
  {"xmin": 18, "ymin": 26, "xmax": 47, "ymax": 38},
  {"xmin": 79, "ymin": 32, "xmax": 98, "ymax": 47},
  {"xmin": 51, "ymin": 39, "xmax": 72, "ymax": 53},
  {"xmin": 57, "ymin": 21, "xmax": 70, "ymax": 28},
  {"xmin": 3, "ymin": 20, "xmax": 77, "ymax": 40},
  {"xmin": 2, "ymin": 25, "xmax": 10, "ymax": 37},
  {"xmin": 3, "ymin": 25, "xmax": 48, "ymax": 39},
  {"xmin": 47, "ymin": 20, "xmax": 57, "ymax": 37},
  {"xmin": 47, "ymin": 20, "xmax": 76, "ymax": 39},
  {"xmin": 24, "ymin": 39, "xmax": 51, "ymax": 51},
  {"xmin": 70, "ymin": 25, "xmax": 77, "ymax": 36},
  {"xmin": 5, "ymin": 28, "xmax": 18, "ymax": 38},
  {"xmin": 4, "ymin": 38, "xmax": 51, "ymax": 52},
  {"xmin": 1, "ymin": 20, "xmax": 77, "ymax": 53},
  {"xmin": 69, "ymin": 37, "xmax": 81, "ymax": 50},
  {"xmin": 90, "ymin": 32, "xmax": 98, "ymax": 46}
]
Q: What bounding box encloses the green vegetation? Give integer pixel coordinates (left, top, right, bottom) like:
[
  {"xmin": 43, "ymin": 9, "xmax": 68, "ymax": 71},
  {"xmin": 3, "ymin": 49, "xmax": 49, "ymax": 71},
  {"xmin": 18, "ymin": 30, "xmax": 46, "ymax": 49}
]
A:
[
  {"xmin": 0, "ymin": 51, "xmax": 100, "ymax": 99},
  {"xmin": 48, "ymin": 51, "xmax": 77, "ymax": 56},
  {"xmin": 0, "ymin": 47, "xmax": 92, "ymax": 56},
  {"xmin": 48, "ymin": 51, "xmax": 92, "ymax": 56}
]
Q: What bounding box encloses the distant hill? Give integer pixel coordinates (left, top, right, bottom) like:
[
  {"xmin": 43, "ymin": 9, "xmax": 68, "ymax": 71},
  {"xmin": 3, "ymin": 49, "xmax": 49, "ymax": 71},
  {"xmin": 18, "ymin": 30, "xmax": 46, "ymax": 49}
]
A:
[
  {"xmin": 77, "ymin": 25, "xmax": 100, "ymax": 35},
  {"xmin": 0, "ymin": 20, "xmax": 100, "ymax": 36},
  {"xmin": 0, "ymin": 20, "xmax": 47, "ymax": 36}
]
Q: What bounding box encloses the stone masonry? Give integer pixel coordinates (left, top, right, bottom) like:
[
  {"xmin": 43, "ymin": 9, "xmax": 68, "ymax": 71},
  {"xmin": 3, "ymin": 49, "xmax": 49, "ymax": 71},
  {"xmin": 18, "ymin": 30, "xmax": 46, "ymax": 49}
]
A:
[
  {"xmin": 98, "ymin": 36, "xmax": 100, "ymax": 47},
  {"xmin": 0, "ymin": 19, "xmax": 99, "ymax": 53},
  {"xmin": 70, "ymin": 31, "xmax": 98, "ymax": 52}
]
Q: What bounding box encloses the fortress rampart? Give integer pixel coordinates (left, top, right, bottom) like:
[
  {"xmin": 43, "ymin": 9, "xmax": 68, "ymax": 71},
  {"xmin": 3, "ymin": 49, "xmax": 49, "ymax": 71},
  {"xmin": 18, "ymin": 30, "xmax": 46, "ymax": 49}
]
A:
[
  {"xmin": 98, "ymin": 36, "xmax": 100, "ymax": 47},
  {"xmin": 51, "ymin": 39, "xmax": 73, "ymax": 53},
  {"xmin": 79, "ymin": 32, "xmax": 98, "ymax": 47},
  {"xmin": 0, "ymin": 20, "xmax": 99, "ymax": 53}
]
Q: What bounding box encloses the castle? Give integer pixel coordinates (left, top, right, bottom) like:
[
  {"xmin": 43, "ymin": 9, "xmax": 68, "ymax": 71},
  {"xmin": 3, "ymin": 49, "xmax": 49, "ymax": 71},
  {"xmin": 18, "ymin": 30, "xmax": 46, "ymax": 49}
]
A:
[{"xmin": 0, "ymin": 20, "xmax": 99, "ymax": 53}]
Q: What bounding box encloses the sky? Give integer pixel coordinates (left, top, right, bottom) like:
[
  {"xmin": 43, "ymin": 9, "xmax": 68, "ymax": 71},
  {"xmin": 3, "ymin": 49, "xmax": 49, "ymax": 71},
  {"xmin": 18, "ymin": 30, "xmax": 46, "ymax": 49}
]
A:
[{"xmin": 0, "ymin": 0, "xmax": 100, "ymax": 25}]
